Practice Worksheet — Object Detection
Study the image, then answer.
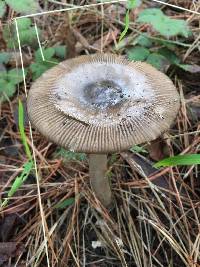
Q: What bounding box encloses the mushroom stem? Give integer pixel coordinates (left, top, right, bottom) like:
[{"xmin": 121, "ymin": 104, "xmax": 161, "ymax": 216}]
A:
[{"xmin": 89, "ymin": 154, "xmax": 112, "ymax": 207}]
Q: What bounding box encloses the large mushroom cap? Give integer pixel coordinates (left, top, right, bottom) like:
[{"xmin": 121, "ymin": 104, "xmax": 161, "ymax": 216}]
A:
[{"xmin": 27, "ymin": 54, "xmax": 180, "ymax": 153}]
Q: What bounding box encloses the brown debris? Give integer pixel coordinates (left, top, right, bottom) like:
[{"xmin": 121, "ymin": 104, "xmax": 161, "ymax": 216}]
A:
[{"xmin": 0, "ymin": 242, "xmax": 24, "ymax": 265}]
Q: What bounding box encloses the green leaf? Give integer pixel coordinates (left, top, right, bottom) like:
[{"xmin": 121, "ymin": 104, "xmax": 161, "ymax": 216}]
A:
[
  {"xmin": 7, "ymin": 68, "xmax": 26, "ymax": 85},
  {"xmin": 17, "ymin": 18, "xmax": 32, "ymax": 29},
  {"xmin": 3, "ymin": 18, "xmax": 40, "ymax": 48},
  {"xmin": 146, "ymin": 53, "xmax": 169, "ymax": 71},
  {"xmin": 55, "ymin": 149, "xmax": 87, "ymax": 161},
  {"xmin": 137, "ymin": 8, "xmax": 190, "ymax": 37},
  {"xmin": 0, "ymin": 70, "xmax": 7, "ymax": 80},
  {"xmin": 55, "ymin": 198, "xmax": 75, "ymax": 209},
  {"xmin": 16, "ymin": 18, "xmax": 39, "ymax": 46},
  {"xmin": 35, "ymin": 47, "xmax": 55, "ymax": 62},
  {"xmin": 55, "ymin": 45, "xmax": 67, "ymax": 59},
  {"xmin": 5, "ymin": 0, "xmax": 39, "ymax": 15},
  {"xmin": 0, "ymin": 79, "xmax": 16, "ymax": 102},
  {"xmin": 135, "ymin": 34, "xmax": 152, "ymax": 48},
  {"xmin": 127, "ymin": 0, "xmax": 141, "ymax": 9},
  {"xmin": 31, "ymin": 48, "xmax": 58, "ymax": 79},
  {"xmin": 0, "ymin": 68, "xmax": 27, "ymax": 102},
  {"xmin": 20, "ymin": 27, "xmax": 39, "ymax": 45},
  {"xmin": 127, "ymin": 46, "xmax": 150, "ymax": 61},
  {"xmin": 157, "ymin": 48, "xmax": 180, "ymax": 65},
  {"xmin": 0, "ymin": 0, "xmax": 6, "ymax": 18},
  {"xmin": 130, "ymin": 145, "xmax": 148, "ymax": 154},
  {"xmin": 1, "ymin": 160, "xmax": 33, "ymax": 207},
  {"xmin": 30, "ymin": 61, "xmax": 55, "ymax": 80},
  {"xmin": 119, "ymin": 9, "xmax": 130, "ymax": 42},
  {"xmin": 18, "ymin": 99, "xmax": 32, "ymax": 160},
  {"xmin": 154, "ymin": 154, "xmax": 200, "ymax": 168},
  {"xmin": 0, "ymin": 52, "xmax": 11, "ymax": 64},
  {"xmin": 15, "ymin": 18, "xmax": 39, "ymax": 46}
]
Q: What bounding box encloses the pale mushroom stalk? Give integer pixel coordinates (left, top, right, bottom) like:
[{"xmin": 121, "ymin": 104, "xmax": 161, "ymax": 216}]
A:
[{"xmin": 89, "ymin": 154, "xmax": 112, "ymax": 207}]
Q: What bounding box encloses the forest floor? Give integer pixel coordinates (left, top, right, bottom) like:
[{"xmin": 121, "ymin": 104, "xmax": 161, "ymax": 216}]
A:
[{"xmin": 0, "ymin": 0, "xmax": 200, "ymax": 266}]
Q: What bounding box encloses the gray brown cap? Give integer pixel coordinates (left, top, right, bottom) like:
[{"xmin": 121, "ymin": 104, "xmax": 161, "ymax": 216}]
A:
[{"xmin": 27, "ymin": 54, "xmax": 180, "ymax": 153}]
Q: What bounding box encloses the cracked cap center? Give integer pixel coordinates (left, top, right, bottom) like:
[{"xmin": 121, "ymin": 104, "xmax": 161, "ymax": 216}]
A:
[{"xmin": 83, "ymin": 80, "xmax": 125, "ymax": 109}]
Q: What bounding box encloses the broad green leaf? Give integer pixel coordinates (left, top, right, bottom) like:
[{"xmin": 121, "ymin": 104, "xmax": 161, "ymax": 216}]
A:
[
  {"xmin": 137, "ymin": 8, "xmax": 190, "ymax": 37},
  {"xmin": 0, "ymin": 52, "xmax": 11, "ymax": 64},
  {"xmin": 176, "ymin": 63, "xmax": 200, "ymax": 73},
  {"xmin": 0, "ymin": 70, "xmax": 7, "ymax": 79},
  {"xmin": 157, "ymin": 48, "xmax": 180, "ymax": 65},
  {"xmin": 5, "ymin": 0, "xmax": 39, "ymax": 15},
  {"xmin": 17, "ymin": 18, "xmax": 32, "ymax": 29},
  {"xmin": 0, "ymin": 1, "xmax": 6, "ymax": 18},
  {"xmin": 55, "ymin": 198, "xmax": 75, "ymax": 209},
  {"xmin": 31, "ymin": 48, "xmax": 58, "ymax": 79},
  {"xmin": 127, "ymin": 46, "xmax": 150, "ymax": 61},
  {"xmin": 16, "ymin": 19, "xmax": 39, "ymax": 46},
  {"xmin": 157, "ymin": 48, "xmax": 200, "ymax": 72},
  {"xmin": 7, "ymin": 68, "xmax": 26, "ymax": 84},
  {"xmin": 18, "ymin": 99, "xmax": 32, "ymax": 160},
  {"xmin": 18, "ymin": 27, "xmax": 39, "ymax": 46},
  {"xmin": 35, "ymin": 47, "xmax": 55, "ymax": 62},
  {"xmin": 30, "ymin": 61, "xmax": 57, "ymax": 80},
  {"xmin": 0, "ymin": 68, "xmax": 27, "ymax": 102},
  {"xmin": 3, "ymin": 19, "xmax": 40, "ymax": 48},
  {"xmin": 135, "ymin": 34, "xmax": 152, "ymax": 47},
  {"xmin": 154, "ymin": 154, "xmax": 200, "ymax": 168},
  {"xmin": 146, "ymin": 53, "xmax": 169, "ymax": 70},
  {"xmin": 55, "ymin": 45, "xmax": 67, "ymax": 59},
  {"xmin": 0, "ymin": 79, "xmax": 16, "ymax": 102}
]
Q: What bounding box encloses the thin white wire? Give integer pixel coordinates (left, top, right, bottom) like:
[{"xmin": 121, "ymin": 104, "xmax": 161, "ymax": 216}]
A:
[
  {"xmin": 14, "ymin": 0, "xmax": 126, "ymax": 19},
  {"xmin": 34, "ymin": 21, "xmax": 45, "ymax": 61},
  {"xmin": 151, "ymin": 0, "xmax": 200, "ymax": 15},
  {"xmin": 15, "ymin": 19, "xmax": 51, "ymax": 267},
  {"xmin": 12, "ymin": 0, "xmax": 200, "ymax": 20}
]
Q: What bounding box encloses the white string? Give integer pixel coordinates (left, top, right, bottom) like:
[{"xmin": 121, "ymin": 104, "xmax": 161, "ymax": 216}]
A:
[
  {"xmin": 151, "ymin": 0, "xmax": 200, "ymax": 15},
  {"xmin": 15, "ymin": 19, "xmax": 51, "ymax": 267},
  {"xmin": 14, "ymin": 0, "xmax": 127, "ymax": 19}
]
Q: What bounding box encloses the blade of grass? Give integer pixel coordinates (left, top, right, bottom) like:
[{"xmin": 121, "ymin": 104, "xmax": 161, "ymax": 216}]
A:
[
  {"xmin": 18, "ymin": 99, "xmax": 32, "ymax": 160},
  {"xmin": 154, "ymin": 154, "xmax": 200, "ymax": 168},
  {"xmin": 1, "ymin": 160, "xmax": 33, "ymax": 207},
  {"xmin": 119, "ymin": 9, "xmax": 130, "ymax": 42},
  {"xmin": 54, "ymin": 198, "xmax": 75, "ymax": 209}
]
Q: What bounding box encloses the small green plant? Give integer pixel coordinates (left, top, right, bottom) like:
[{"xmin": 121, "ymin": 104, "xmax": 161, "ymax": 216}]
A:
[
  {"xmin": 154, "ymin": 154, "xmax": 200, "ymax": 167},
  {"xmin": 0, "ymin": 0, "xmax": 6, "ymax": 18},
  {"xmin": 5, "ymin": 0, "xmax": 39, "ymax": 15},
  {"xmin": 130, "ymin": 145, "xmax": 148, "ymax": 154},
  {"xmin": 0, "ymin": 68, "xmax": 27, "ymax": 102},
  {"xmin": 1, "ymin": 160, "xmax": 33, "ymax": 207},
  {"xmin": 119, "ymin": 4, "xmax": 193, "ymax": 71},
  {"xmin": 30, "ymin": 46, "xmax": 67, "ymax": 80},
  {"xmin": 0, "ymin": 52, "xmax": 11, "ymax": 64},
  {"xmin": 18, "ymin": 99, "xmax": 32, "ymax": 160},
  {"xmin": 119, "ymin": 0, "xmax": 141, "ymax": 43},
  {"xmin": 127, "ymin": 43, "xmax": 196, "ymax": 71},
  {"xmin": 1, "ymin": 100, "xmax": 33, "ymax": 208},
  {"xmin": 3, "ymin": 18, "xmax": 40, "ymax": 48},
  {"xmin": 137, "ymin": 8, "xmax": 190, "ymax": 37},
  {"xmin": 55, "ymin": 148, "xmax": 87, "ymax": 162}
]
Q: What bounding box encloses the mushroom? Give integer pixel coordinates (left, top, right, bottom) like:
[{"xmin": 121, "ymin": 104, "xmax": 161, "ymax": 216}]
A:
[{"xmin": 27, "ymin": 54, "xmax": 180, "ymax": 207}]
